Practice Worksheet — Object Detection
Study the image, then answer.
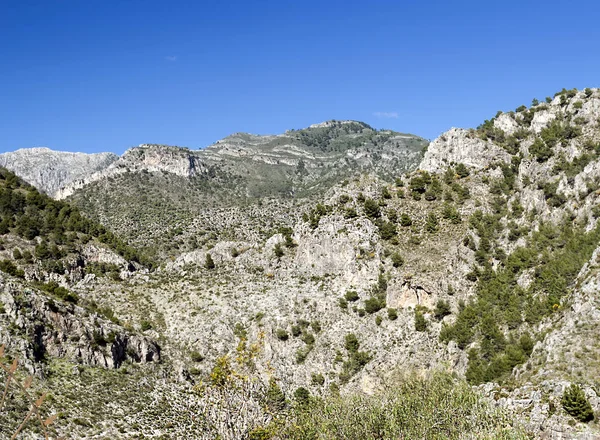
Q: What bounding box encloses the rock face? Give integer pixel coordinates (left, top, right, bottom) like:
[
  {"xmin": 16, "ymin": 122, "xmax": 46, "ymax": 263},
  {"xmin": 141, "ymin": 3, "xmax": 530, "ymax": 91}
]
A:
[
  {"xmin": 420, "ymin": 128, "xmax": 512, "ymax": 173},
  {"xmin": 55, "ymin": 144, "xmax": 206, "ymax": 198},
  {"xmin": 0, "ymin": 147, "xmax": 118, "ymax": 196},
  {"xmin": 0, "ymin": 275, "xmax": 160, "ymax": 372}
]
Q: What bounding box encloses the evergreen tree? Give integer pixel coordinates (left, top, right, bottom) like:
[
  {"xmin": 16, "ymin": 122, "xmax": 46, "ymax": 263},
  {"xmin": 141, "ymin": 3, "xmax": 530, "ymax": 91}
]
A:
[{"xmin": 562, "ymin": 384, "xmax": 594, "ymax": 422}]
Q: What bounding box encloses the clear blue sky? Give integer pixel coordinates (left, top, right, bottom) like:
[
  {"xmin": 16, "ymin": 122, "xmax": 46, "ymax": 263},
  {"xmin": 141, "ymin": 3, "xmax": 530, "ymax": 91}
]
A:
[{"xmin": 1, "ymin": 0, "xmax": 599, "ymax": 154}]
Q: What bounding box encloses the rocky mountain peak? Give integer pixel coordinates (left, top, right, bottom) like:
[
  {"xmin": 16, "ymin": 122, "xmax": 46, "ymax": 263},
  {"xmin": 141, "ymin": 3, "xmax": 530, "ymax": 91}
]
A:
[{"xmin": 0, "ymin": 147, "xmax": 118, "ymax": 196}]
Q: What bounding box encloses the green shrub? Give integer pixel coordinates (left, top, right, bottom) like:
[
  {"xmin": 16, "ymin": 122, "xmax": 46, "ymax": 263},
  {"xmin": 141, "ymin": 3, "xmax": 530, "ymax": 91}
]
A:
[
  {"xmin": 562, "ymin": 384, "xmax": 594, "ymax": 422},
  {"xmin": 276, "ymin": 329, "xmax": 289, "ymax": 341},
  {"xmin": 425, "ymin": 213, "xmax": 439, "ymax": 233},
  {"xmin": 414, "ymin": 310, "xmax": 427, "ymax": 332},
  {"xmin": 344, "ymin": 333, "xmax": 360, "ymax": 353},
  {"xmin": 294, "ymin": 387, "xmax": 311, "ymax": 406},
  {"xmin": 205, "ymin": 253, "xmax": 215, "ymax": 269},
  {"xmin": 282, "ymin": 372, "xmax": 524, "ymax": 439},
  {"xmin": 0, "ymin": 259, "xmax": 24, "ymax": 278},
  {"xmin": 434, "ymin": 300, "xmax": 452, "ymax": 320},
  {"xmin": 455, "ymin": 163, "xmax": 470, "ymax": 178},
  {"xmin": 345, "ymin": 290, "xmax": 359, "ymax": 302},
  {"xmin": 291, "ymin": 325, "xmax": 302, "ymax": 337},
  {"xmin": 191, "ymin": 351, "xmax": 204, "ymax": 362},
  {"xmin": 400, "ymin": 214, "xmax": 413, "ymax": 227},
  {"xmin": 301, "ymin": 333, "xmax": 315, "ymax": 345},
  {"xmin": 391, "ymin": 252, "xmax": 404, "ymax": 268},
  {"xmin": 311, "ymin": 373, "xmax": 325, "ymax": 386},
  {"xmin": 140, "ymin": 320, "xmax": 152, "ymax": 331},
  {"xmin": 364, "ymin": 296, "xmax": 385, "ymax": 314},
  {"xmin": 363, "ymin": 199, "xmax": 381, "ymax": 219}
]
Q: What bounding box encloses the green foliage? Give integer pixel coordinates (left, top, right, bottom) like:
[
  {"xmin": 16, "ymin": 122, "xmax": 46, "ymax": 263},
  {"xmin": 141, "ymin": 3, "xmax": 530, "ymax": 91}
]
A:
[
  {"xmin": 425, "ymin": 213, "xmax": 439, "ymax": 233},
  {"xmin": 377, "ymin": 220, "xmax": 396, "ymax": 240},
  {"xmin": 204, "ymin": 253, "xmax": 215, "ymax": 269},
  {"xmin": 311, "ymin": 373, "xmax": 325, "ymax": 386},
  {"xmin": 390, "ymin": 252, "xmax": 404, "ymax": 268},
  {"xmin": 442, "ymin": 203, "xmax": 461, "ymax": 224},
  {"xmin": 275, "ymin": 329, "xmax": 289, "ymax": 341},
  {"xmin": 190, "ymin": 351, "xmax": 204, "ymax": 362},
  {"xmin": 282, "ymin": 372, "xmax": 525, "ymax": 439},
  {"xmin": 273, "ymin": 243, "xmax": 284, "ymax": 258},
  {"xmin": 414, "ymin": 310, "xmax": 427, "ymax": 332},
  {"xmin": 364, "ymin": 296, "xmax": 385, "ymax": 314},
  {"xmin": 0, "ymin": 259, "xmax": 24, "ymax": 278},
  {"xmin": 400, "ymin": 213, "xmax": 413, "ymax": 227},
  {"xmin": 344, "ymin": 290, "xmax": 359, "ymax": 302},
  {"xmin": 529, "ymin": 138, "xmax": 553, "ymax": 162},
  {"xmin": 301, "ymin": 332, "xmax": 315, "ymax": 345},
  {"xmin": 561, "ymin": 384, "xmax": 594, "ymax": 422},
  {"xmin": 363, "ymin": 199, "xmax": 381, "ymax": 219},
  {"xmin": 434, "ymin": 300, "xmax": 451, "ymax": 320},
  {"xmin": 140, "ymin": 320, "xmax": 152, "ymax": 331},
  {"xmin": 455, "ymin": 163, "xmax": 470, "ymax": 178},
  {"xmin": 345, "ymin": 333, "xmax": 360, "ymax": 353},
  {"xmin": 444, "ymin": 221, "xmax": 600, "ymax": 384},
  {"xmin": 291, "ymin": 325, "xmax": 302, "ymax": 337},
  {"xmin": 294, "ymin": 387, "xmax": 311, "ymax": 406},
  {"xmin": 387, "ymin": 308, "xmax": 398, "ymax": 320},
  {"xmin": 34, "ymin": 280, "xmax": 78, "ymax": 303},
  {"xmin": 266, "ymin": 378, "xmax": 286, "ymax": 411}
]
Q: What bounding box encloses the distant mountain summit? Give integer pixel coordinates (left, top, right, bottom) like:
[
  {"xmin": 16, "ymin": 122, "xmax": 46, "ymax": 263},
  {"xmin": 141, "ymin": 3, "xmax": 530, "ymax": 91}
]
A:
[
  {"xmin": 0, "ymin": 122, "xmax": 427, "ymax": 199},
  {"xmin": 0, "ymin": 147, "xmax": 118, "ymax": 196}
]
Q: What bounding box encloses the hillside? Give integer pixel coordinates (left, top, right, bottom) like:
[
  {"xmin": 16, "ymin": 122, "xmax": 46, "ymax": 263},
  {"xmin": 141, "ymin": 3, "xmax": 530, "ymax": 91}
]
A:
[
  {"xmin": 48, "ymin": 121, "xmax": 426, "ymax": 260},
  {"xmin": 2, "ymin": 89, "xmax": 600, "ymax": 438}
]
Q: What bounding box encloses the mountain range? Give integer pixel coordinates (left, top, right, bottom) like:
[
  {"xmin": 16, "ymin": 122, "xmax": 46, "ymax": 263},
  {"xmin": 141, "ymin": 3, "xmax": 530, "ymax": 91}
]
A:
[{"xmin": 1, "ymin": 88, "xmax": 600, "ymax": 439}]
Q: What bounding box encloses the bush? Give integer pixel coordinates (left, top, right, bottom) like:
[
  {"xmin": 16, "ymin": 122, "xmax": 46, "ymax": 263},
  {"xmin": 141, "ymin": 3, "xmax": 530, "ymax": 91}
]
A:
[
  {"xmin": 391, "ymin": 252, "xmax": 404, "ymax": 268},
  {"xmin": 415, "ymin": 310, "xmax": 427, "ymax": 332},
  {"xmin": 400, "ymin": 214, "xmax": 413, "ymax": 227},
  {"xmin": 434, "ymin": 300, "xmax": 452, "ymax": 320},
  {"xmin": 311, "ymin": 373, "xmax": 325, "ymax": 386},
  {"xmin": 455, "ymin": 163, "xmax": 470, "ymax": 178},
  {"xmin": 345, "ymin": 290, "xmax": 359, "ymax": 302},
  {"xmin": 425, "ymin": 213, "xmax": 439, "ymax": 233},
  {"xmin": 364, "ymin": 296, "xmax": 385, "ymax": 314},
  {"xmin": 281, "ymin": 372, "xmax": 525, "ymax": 439},
  {"xmin": 344, "ymin": 333, "xmax": 360, "ymax": 353},
  {"xmin": 562, "ymin": 384, "xmax": 594, "ymax": 422},
  {"xmin": 275, "ymin": 329, "xmax": 289, "ymax": 341},
  {"xmin": 140, "ymin": 320, "xmax": 152, "ymax": 331},
  {"xmin": 205, "ymin": 253, "xmax": 215, "ymax": 269},
  {"xmin": 0, "ymin": 259, "xmax": 24, "ymax": 278},
  {"xmin": 274, "ymin": 243, "xmax": 284, "ymax": 258},
  {"xmin": 387, "ymin": 308, "xmax": 398, "ymax": 320},
  {"xmin": 291, "ymin": 325, "xmax": 302, "ymax": 337},
  {"xmin": 363, "ymin": 199, "xmax": 381, "ymax": 219},
  {"xmin": 191, "ymin": 351, "xmax": 205, "ymax": 362}
]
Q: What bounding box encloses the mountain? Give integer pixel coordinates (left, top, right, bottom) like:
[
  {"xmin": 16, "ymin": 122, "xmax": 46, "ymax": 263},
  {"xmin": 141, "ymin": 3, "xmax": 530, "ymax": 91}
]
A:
[
  {"xmin": 0, "ymin": 147, "xmax": 118, "ymax": 196},
  {"xmin": 3, "ymin": 89, "xmax": 600, "ymax": 438},
  {"xmin": 15, "ymin": 121, "xmax": 425, "ymax": 260}
]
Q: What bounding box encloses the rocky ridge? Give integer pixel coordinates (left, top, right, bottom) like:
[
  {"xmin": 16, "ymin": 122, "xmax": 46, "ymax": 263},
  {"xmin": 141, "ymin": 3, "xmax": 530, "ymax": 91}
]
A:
[{"xmin": 0, "ymin": 147, "xmax": 118, "ymax": 196}]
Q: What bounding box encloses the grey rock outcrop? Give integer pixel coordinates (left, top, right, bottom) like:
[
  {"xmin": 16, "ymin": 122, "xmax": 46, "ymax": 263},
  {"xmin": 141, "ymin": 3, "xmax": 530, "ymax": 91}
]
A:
[{"xmin": 0, "ymin": 147, "xmax": 118, "ymax": 196}]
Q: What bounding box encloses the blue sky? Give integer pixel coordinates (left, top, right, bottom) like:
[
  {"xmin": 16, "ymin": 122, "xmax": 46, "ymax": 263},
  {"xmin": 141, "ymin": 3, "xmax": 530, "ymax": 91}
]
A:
[{"xmin": 1, "ymin": 0, "xmax": 599, "ymax": 154}]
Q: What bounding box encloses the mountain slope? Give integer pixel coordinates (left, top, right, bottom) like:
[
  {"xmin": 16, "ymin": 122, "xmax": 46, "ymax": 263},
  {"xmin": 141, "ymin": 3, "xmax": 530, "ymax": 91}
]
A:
[
  {"xmin": 0, "ymin": 147, "xmax": 118, "ymax": 196},
  {"xmin": 49, "ymin": 122, "xmax": 427, "ymax": 260},
  {"xmin": 3, "ymin": 90, "xmax": 600, "ymax": 438}
]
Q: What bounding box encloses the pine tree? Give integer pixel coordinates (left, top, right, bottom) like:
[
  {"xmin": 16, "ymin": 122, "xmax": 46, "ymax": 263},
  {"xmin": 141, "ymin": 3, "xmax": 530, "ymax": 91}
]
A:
[{"xmin": 562, "ymin": 384, "xmax": 594, "ymax": 422}]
